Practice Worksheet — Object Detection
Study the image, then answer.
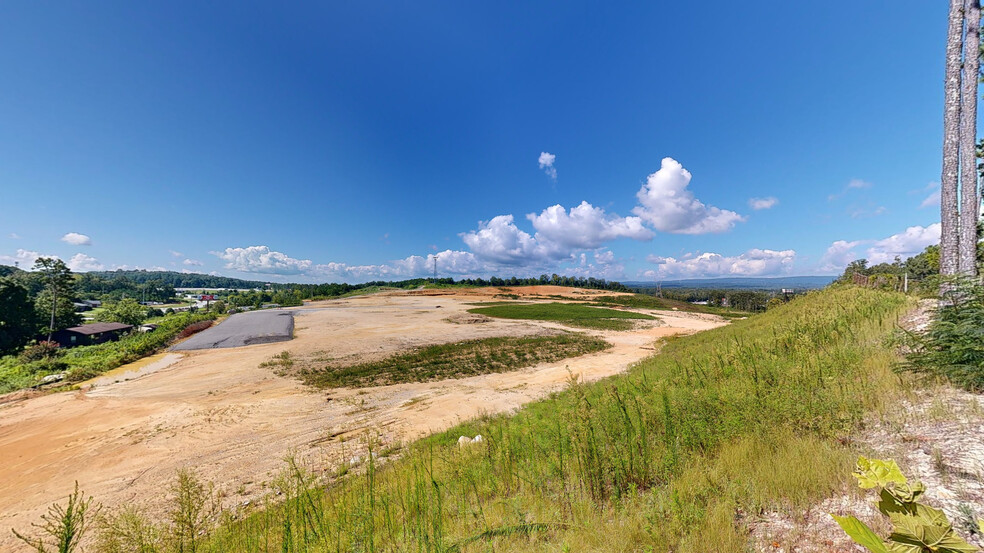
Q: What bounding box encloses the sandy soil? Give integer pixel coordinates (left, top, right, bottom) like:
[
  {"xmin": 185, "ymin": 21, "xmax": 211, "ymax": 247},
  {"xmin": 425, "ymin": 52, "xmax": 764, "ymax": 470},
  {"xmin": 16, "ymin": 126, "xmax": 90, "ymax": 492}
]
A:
[{"xmin": 0, "ymin": 288, "xmax": 724, "ymax": 550}]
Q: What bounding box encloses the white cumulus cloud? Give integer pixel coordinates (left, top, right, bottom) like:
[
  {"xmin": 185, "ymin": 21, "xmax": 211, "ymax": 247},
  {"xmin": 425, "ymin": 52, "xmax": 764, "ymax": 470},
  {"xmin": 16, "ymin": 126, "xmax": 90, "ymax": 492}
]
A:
[
  {"xmin": 748, "ymin": 197, "xmax": 778, "ymax": 210},
  {"xmin": 61, "ymin": 232, "xmax": 92, "ymax": 246},
  {"xmin": 0, "ymin": 249, "xmax": 49, "ymax": 268},
  {"xmin": 538, "ymin": 152, "xmax": 557, "ymax": 180},
  {"xmin": 211, "ymin": 246, "xmax": 313, "ymax": 275},
  {"xmin": 819, "ymin": 240, "xmax": 864, "ymax": 272},
  {"xmin": 818, "ymin": 223, "xmax": 942, "ymax": 272},
  {"xmin": 527, "ymin": 201, "xmax": 653, "ymax": 249},
  {"xmin": 632, "ymin": 157, "xmax": 745, "ymax": 234},
  {"xmin": 183, "ymin": 258, "xmax": 203, "ymax": 267},
  {"xmin": 67, "ymin": 253, "xmax": 104, "ymax": 271},
  {"xmin": 643, "ymin": 248, "xmax": 795, "ymax": 278},
  {"xmin": 460, "ymin": 215, "xmax": 560, "ymax": 265},
  {"xmin": 866, "ymin": 223, "xmax": 941, "ymax": 264}
]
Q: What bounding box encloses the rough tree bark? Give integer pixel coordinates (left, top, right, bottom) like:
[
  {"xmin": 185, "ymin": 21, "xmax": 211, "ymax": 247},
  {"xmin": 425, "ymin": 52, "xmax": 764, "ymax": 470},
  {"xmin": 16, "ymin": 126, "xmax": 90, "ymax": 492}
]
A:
[
  {"xmin": 959, "ymin": 0, "xmax": 981, "ymax": 276},
  {"xmin": 942, "ymin": 0, "xmax": 964, "ymax": 282}
]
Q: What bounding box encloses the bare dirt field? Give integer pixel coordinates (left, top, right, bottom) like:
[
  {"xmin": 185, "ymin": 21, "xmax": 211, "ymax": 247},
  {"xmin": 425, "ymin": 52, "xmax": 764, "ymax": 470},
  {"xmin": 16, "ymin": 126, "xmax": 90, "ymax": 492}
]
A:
[{"xmin": 0, "ymin": 287, "xmax": 725, "ymax": 550}]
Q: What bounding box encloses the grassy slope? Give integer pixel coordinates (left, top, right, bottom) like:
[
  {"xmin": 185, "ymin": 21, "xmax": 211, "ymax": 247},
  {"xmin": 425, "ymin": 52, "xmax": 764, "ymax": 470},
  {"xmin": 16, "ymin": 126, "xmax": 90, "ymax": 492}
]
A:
[
  {"xmin": 83, "ymin": 286, "xmax": 910, "ymax": 552},
  {"xmin": 296, "ymin": 333, "xmax": 610, "ymax": 388}
]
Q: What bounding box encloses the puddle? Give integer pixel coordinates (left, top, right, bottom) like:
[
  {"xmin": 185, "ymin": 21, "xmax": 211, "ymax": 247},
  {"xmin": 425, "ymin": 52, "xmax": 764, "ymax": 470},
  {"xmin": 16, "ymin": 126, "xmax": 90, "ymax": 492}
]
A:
[{"xmin": 86, "ymin": 353, "xmax": 184, "ymax": 387}]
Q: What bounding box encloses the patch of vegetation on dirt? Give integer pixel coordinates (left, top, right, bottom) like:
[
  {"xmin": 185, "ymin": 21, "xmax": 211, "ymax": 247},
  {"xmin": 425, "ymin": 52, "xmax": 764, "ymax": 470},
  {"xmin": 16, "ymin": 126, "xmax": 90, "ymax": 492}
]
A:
[
  {"xmin": 297, "ymin": 332, "xmax": 610, "ymax": 388},
  {"xmin": 467, "ymin": 302, "xmax": 654, "ymax": 331},
  {"xmin": 589, "ymin": 294, "xmax": 748, "ymax": 318}
]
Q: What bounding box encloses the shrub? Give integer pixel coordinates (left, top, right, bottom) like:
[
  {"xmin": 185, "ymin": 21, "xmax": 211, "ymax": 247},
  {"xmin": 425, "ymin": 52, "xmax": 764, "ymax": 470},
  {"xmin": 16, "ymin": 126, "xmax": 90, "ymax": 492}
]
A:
[
  {"xmin": 177, "ymin": 320, "xmax": 213, "ymax": 339},
  {"xmin": 19, "ymin": 341, "xmax": 61, "ymax": 362},
  {"xmin": 901, "ymin": 278, "xmax": 984, "ymax": 391}
]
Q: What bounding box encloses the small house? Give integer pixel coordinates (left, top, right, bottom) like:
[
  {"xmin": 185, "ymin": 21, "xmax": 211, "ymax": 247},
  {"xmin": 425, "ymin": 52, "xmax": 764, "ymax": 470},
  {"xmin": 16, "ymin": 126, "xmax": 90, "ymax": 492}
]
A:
[{"xmin": 52, "ymin": 322, "xmax": 133, "ymax": 348}]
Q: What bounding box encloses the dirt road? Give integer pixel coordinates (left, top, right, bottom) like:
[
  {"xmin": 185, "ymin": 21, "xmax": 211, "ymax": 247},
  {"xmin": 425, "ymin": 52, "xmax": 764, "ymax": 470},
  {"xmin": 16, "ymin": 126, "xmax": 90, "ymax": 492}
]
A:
[{"xmin": 0, "ymin": 289, "xmax": 725, "ymax": 550}]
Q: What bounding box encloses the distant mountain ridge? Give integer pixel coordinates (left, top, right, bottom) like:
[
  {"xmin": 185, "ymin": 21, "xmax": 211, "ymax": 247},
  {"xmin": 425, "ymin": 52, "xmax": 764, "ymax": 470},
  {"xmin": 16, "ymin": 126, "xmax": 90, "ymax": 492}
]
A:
[{"xmin": 623, "ymin": 276, "xmax": 836, "ymax": 290}]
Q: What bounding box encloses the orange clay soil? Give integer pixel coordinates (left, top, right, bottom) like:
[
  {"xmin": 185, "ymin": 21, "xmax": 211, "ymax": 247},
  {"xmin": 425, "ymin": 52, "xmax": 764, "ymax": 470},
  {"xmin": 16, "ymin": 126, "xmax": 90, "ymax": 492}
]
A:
[{"xmin": 0, "ymin": 287, "xmax": 725, "ymax": 550}]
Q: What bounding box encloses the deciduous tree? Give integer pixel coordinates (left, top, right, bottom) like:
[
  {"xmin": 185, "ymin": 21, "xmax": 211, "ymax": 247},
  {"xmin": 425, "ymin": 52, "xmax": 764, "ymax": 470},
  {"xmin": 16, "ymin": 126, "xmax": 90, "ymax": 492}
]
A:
[{"xmin": 0, "ymin": 278, "xmax": 40, "ymax": 355}]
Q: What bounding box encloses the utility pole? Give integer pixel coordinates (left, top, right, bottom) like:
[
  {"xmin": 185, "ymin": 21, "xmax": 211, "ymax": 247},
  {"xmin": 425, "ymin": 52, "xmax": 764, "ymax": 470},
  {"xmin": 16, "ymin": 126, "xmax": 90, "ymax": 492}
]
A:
[{"xmin": 433, "ymin": 256, "xmax": 437, "ymax": 279}]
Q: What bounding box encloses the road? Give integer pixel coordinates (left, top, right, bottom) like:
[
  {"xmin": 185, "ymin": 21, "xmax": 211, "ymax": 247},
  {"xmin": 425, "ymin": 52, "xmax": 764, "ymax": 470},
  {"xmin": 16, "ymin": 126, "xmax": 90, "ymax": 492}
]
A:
[{"xmin": 171, "ymin": 309, "xmax": 294, "ymax": 350}]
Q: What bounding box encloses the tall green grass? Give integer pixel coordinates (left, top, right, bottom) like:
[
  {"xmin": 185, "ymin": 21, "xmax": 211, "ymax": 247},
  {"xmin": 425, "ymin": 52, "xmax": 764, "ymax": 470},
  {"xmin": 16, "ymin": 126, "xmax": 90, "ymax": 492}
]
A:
[{"xmin": 27, "ymin": 286, "xmax": 909, "ymax": 552}]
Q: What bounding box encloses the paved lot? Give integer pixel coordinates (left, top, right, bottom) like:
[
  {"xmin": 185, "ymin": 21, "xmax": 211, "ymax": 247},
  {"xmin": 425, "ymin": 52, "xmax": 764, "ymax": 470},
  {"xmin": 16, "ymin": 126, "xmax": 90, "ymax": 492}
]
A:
[{"xmin": 171, "ymin": 309, "xmax": 294, "ymax": 350}]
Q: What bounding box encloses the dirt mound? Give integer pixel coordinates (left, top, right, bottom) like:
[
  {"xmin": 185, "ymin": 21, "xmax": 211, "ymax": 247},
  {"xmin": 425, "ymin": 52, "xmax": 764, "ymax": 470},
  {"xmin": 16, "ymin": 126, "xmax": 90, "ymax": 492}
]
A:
[{"xmin": 445, "ymin": 313, "xmax": 492, "ymax": 324}]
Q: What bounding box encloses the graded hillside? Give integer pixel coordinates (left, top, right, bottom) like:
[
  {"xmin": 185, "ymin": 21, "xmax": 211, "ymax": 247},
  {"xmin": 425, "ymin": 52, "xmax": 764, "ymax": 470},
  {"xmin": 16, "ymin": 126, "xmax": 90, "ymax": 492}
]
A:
[
  {"xmin": 6, "ymin": 286, "xmax": 918, "ymax": 552},
  {"xmin": 172, "ymin": 286, "xmax": 909, "ymax": 552},
  {"xmin": 0, "ymin": 286, "xmax": 724, "ymax": 552}
]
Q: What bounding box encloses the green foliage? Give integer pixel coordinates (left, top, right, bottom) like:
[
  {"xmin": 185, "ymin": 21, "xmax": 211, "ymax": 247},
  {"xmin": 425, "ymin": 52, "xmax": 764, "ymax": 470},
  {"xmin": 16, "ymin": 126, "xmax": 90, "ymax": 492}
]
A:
[
  {"xmin": 468, "ymin": 302, "xmax": 654, "ymax": 330},
  {"xmin": 299, "ymin": 333, "xmax": 610, "ymax": 388},
  {"xmin": 59, "ymin": 312, "xmax": 215, "ymax": 380},
  {"xmin": 33, "ymin": 257, "xmax": 79, "ymax": 338},
  {"xmin": 34, "ymin": 291, "xmax": 82, "ymax": 334},
  {"xmin": 96, "ymin": 298, "xmax": 147, "ymax": 326},
  {"xmin": 832, "ymin": 457, "xmax": 978, "ymax": 553},
  {"xmin": 13, "ymin": 482, "xmax": 99, "ymax": 553},
  {"xmin": 19, "ymin": 341, "xmax": 62, "ymax": 363},
  {"xmin": 0, "ymin": 311, "xmax": 216, "ymax": 393},
  {"xmin": 168, "ymin": 470, "xmax": 220, "ymax": 553},
  {"xmin": 0, "ymin": 277, "xmax": 41, "ymax": 355},
  {"xmin": 901, "ymin": 279, "xmax": 984, "ymax": 391}
]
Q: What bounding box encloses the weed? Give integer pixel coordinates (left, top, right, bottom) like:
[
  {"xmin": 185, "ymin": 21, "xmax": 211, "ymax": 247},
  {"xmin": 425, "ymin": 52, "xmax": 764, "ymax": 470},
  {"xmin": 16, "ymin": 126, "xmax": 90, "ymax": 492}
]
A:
[
  {"xmin": 832, "ymin": 457, "xmax": 979, "ymax": 553},
  {"xmin": 13, "ymin": 482, "xmax": 99, "ymax": 553}
]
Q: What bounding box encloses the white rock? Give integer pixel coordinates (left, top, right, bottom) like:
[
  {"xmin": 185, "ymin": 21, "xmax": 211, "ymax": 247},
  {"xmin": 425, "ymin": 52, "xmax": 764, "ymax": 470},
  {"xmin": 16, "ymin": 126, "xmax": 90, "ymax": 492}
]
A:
[
  {"xmin": 349, "ymin": 455, "xmax": 362, "ymax": 466},
  {"xmin": 472, "ymin": 435, "xmax": 483, "ymax": 444}
]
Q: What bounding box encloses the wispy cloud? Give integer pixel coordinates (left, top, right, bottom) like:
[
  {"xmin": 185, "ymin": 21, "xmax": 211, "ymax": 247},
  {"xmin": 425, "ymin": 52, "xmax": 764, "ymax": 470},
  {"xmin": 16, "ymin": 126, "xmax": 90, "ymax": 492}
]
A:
[
  {"xmin": 919, "ymin": 183, "xmax": 940, "ymax": 208},
  {"xmin": 829, "ymin": 178, "xmax": 873, "ymax": 201},
  {"xmin": 748, "ymin": 197, "xmax": 778, "ymax": 210}
]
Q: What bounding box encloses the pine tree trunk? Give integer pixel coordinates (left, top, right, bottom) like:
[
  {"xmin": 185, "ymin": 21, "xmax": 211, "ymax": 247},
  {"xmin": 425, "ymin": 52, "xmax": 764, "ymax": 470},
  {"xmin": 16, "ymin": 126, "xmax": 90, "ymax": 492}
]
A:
[
  {"xmin": 942, "ymin": 0, "xmax": 964, "ymax": 283},
  {"xmin": 959, "ymin": 0, "xmax": 981, "ymax": 276}
]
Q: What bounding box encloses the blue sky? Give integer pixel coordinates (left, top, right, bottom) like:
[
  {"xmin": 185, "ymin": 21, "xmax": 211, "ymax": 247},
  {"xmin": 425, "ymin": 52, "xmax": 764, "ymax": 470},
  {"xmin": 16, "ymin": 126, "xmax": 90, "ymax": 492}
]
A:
[{"xmin": 0, "ymin": 1, "xmax": 955, "ymax": 283}]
